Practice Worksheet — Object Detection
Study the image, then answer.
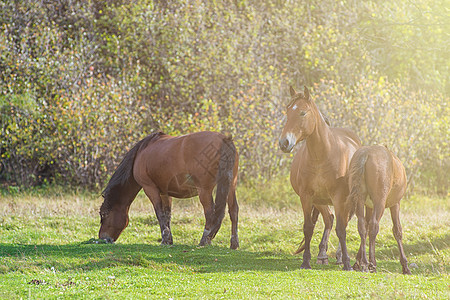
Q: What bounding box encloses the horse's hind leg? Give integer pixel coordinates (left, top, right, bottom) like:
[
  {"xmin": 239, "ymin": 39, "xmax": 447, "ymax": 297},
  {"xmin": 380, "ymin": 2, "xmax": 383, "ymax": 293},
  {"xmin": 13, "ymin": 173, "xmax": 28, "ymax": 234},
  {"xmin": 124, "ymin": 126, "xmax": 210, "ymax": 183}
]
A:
[
  {"xmin": 354, "ymin": 204, "xmax": 370, "ymax": 272},
  {"xmin": 368, "ymin": 202, "xmax": 385, "ymax": 273},
  {"xmin": 315, "ymin": 205, "xmax": 334, "ymax": 265},
  {"xmin": 227, "ymin": 190, "xmax": 239, "ymax": 249},
  {"xmin": 334, "ymin": 202, "xmax": 352, "ymax": 271},
  {"xmin": 144, "ymin": 187, "xmax": 173, "ymax": 245},
  {"xmin": 390, "ymin": 203, "xmax": 411, "ymax": 275},
  {"xmin": 198, "ymin": 187, "xmax": 215, "ymax": 246},
  {"xmin": 160, "ymin": 195, "xmax": 173, "ymax": 245}
]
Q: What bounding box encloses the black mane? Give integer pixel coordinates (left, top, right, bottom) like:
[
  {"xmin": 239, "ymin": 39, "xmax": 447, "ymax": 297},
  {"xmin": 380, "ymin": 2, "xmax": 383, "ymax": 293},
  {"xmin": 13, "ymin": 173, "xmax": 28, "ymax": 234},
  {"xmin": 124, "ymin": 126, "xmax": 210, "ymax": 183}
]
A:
[{"xmin": 100, "ymin": 131, "xmax": 164, "ymax": 218}]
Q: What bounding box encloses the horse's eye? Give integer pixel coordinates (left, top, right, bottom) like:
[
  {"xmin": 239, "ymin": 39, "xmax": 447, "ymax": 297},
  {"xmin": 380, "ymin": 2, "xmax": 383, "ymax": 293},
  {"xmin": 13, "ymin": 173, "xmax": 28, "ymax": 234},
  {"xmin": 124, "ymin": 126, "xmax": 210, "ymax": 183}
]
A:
[{"xmin": 299, "ymin": 111, "xmax": 307, "ymax": 117}]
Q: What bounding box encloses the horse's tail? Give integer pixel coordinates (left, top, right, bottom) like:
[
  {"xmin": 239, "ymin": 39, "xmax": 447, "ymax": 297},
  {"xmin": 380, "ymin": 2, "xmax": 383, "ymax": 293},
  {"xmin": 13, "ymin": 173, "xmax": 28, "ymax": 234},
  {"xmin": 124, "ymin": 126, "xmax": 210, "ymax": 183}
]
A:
[
  {"xmin": 210, "ymin": 135, "xmax": 237, "ymax": 237},
  {"xmin": 345, "ymin": 150, "xmax": 368, "ymax": 221},
  {"xmin": 294, "ymin": 206, "xmax": 320, "ymax": 255},
  {"xmin": 100, "ymin": 132, "xmax": 162, "ymax": 217}
]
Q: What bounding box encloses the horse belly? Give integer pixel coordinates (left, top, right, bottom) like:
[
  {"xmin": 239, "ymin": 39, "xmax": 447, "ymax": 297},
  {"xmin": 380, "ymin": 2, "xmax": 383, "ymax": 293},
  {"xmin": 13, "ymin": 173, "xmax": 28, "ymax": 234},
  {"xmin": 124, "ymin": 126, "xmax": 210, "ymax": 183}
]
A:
[
  {"xmin": 314, "ymin": 197, "xmax": 333, "ymax": 206},
  {"xmin": 310, "ymin": 185, "xmax": 333, "ymax": 205},
  {"xmin": 167, "ymin": 173, "xmax": 198, "ymax": 198}
]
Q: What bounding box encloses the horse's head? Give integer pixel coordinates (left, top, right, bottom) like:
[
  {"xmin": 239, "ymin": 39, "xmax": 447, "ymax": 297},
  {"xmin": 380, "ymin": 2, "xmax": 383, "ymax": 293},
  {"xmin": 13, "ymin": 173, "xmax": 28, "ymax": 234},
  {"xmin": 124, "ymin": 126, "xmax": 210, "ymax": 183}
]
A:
[
  {"xmin": 98, "ymin": 200, "xmax": 129, "ymax": 243},
  {"xmin": 279, "ymin": 86, "xmax": 316, "ymax": 153}
]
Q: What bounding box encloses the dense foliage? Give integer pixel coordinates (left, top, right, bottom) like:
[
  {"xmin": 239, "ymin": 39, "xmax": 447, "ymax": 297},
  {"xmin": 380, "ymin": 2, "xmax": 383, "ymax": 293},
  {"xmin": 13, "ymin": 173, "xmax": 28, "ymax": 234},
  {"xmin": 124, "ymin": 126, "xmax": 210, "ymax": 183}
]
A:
[{"xmin": 1, "ymin": 0, "xmax": 448, "ymax": 194}]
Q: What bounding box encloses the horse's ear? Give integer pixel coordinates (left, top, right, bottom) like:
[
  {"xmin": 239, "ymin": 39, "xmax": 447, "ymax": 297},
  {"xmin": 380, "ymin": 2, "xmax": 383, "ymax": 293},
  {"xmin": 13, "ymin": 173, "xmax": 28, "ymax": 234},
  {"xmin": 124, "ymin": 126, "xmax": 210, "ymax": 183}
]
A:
[
  {"xmin": 304, "ymin": 86, "xmax": 311, "ymax": 101},
  {"xmin": 289, "ymin": 86, "xmax": 297, "ymax": 97}
]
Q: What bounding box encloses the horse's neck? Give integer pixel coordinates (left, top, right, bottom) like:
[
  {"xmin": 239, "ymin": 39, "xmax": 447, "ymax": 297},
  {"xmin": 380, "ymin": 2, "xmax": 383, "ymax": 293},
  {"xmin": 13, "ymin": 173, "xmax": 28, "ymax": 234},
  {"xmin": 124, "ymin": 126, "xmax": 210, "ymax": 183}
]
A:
[{"xmin": 305, "ymin": 110, "xmax": 334, "ymax": 161}]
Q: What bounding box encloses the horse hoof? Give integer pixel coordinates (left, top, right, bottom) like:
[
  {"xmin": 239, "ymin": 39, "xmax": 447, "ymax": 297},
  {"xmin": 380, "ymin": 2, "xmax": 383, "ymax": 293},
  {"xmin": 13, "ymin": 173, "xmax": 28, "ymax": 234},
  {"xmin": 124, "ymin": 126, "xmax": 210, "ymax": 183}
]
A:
[
  {"xmin": 104, "ymin": 237, "xmax": 114, "ymax": 244},
  {"xmin": 230, "ymin": 237, "xmax": 239, "ymax": 250},
  {"xmin": 199, "ymin": 237, "xmax": 212, "ymax": 247},
  {"xmin": 352, "ymin": 262, "xmax": 361, "ymax": 271},
  {"xmin": 368, "ymin": 263, "xmax": 377, "ymax": 273},
  {"xmin": 316, "ymin": 257, "xmax": 329, "ymax": 265},
  {"xmin": 300, "ymin": 263, "xmax": 312, "ymax": 270}
]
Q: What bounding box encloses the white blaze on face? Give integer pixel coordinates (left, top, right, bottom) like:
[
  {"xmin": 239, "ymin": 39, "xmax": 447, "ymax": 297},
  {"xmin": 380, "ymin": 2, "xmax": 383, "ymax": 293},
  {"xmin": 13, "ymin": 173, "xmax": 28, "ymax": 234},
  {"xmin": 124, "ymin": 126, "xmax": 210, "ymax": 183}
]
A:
[
  {"xmin": 286, "ymin": 132, "xmax": 297, "ymax": 149},
  {"xmin": 292, "ymin": 104, "xmax": 298, "ymax": 111}
]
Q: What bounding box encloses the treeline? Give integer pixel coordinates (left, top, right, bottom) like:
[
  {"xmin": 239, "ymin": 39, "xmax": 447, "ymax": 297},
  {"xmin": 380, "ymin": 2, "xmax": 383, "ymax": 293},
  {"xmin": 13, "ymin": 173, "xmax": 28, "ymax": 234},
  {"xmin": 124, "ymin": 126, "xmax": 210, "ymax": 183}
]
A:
[{"xmin": 0, "ymin": 0, "xmax": 448, "ymax": 194}]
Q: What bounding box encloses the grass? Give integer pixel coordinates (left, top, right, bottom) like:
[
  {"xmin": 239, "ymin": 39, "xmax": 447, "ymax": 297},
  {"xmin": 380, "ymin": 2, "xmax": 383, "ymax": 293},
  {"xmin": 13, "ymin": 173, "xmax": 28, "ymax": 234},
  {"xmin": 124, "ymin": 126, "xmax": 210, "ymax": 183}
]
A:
[{"xmin": 0, "ymin": 182, "xmax": 449, "ymax": 299}]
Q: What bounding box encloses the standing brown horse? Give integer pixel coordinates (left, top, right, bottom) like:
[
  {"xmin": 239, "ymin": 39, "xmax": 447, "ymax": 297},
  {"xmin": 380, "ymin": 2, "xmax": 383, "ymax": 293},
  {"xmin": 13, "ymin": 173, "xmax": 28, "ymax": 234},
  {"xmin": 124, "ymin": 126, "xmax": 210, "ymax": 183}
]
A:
[
  {"xmin": 99, "ymin": 131, "xmax": 239, "ymax": 249},
  {"xmin": 279, "ymin": 86, "xmax": 361, "ymax": 270},
  {"xmin": 346, "ymin": 145, "xmax": 411, "ymax": 274}
]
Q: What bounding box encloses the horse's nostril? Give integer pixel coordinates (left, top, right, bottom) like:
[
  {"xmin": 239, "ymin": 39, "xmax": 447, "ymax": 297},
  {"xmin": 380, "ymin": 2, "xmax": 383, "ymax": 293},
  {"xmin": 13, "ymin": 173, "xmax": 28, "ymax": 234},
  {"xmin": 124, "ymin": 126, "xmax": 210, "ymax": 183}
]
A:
[{"xmin": 279, "ymin": 138, "xmax": 289, "ymax": 150}]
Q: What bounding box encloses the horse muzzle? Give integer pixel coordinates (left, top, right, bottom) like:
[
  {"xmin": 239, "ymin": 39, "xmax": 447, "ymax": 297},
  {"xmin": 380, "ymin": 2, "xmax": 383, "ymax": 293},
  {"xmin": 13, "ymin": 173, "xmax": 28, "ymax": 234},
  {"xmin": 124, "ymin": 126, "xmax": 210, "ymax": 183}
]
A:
[{"xmin": 279, "ymin": 133, "xmax": 297, "ymax": 153}]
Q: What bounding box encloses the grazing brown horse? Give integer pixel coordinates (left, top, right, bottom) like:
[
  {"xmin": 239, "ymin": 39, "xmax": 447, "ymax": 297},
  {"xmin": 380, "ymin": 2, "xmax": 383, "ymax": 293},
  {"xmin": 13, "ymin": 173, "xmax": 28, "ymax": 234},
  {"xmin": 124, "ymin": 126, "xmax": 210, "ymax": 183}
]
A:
[
  {"xmin": 99, "ymin": 131, "xmax": 239, "ymax": 249},
  {"xmin": 279, "ymin": 86, "xmax": 361, "ymax": 270},
  {"xmin": 346, "ymin": 145, "xmax": 411, "ymax": 274}
]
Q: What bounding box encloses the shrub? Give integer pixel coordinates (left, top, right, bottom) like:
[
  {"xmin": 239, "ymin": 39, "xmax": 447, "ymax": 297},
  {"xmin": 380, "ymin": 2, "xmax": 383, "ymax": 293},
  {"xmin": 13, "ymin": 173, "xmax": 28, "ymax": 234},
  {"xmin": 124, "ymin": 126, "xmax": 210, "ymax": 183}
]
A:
[{"xmin": 1, "ymin": 0, "xmax": 447, "ymax": 195}]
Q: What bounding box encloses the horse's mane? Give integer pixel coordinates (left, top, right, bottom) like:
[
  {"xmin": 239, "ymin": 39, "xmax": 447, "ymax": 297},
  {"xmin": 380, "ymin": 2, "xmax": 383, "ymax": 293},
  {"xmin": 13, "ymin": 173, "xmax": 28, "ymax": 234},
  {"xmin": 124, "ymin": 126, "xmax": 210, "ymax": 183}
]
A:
[{"xmin": 100, "ymin": 132, "xmax": 164, "ymax": 217}]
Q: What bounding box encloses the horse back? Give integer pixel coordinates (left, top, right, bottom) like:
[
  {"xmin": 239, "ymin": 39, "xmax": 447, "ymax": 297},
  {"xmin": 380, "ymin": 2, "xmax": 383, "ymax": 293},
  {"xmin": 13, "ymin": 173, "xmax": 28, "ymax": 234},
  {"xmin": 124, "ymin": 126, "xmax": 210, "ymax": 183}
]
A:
[
  {"xmin": 133, "ymin": 131, "xmax": 237, "ymax": 197},
  {"xmin": 331, "ymin": 127, "xmax": 361, "ymax": 151},
  {"xmin": 357, "ymin": 145, "xmax": 406, "ymax": 207}
]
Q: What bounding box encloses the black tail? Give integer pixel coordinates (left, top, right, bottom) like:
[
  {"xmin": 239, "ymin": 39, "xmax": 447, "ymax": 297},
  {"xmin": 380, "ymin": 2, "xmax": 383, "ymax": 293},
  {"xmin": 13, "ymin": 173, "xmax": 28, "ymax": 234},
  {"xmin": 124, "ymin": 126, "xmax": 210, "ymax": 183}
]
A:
[
  {"xmin": 100, "ymin": 132, "xmax": 163, "ymax": 217},
  {"xmin": 345, "ymin": 151, "xmax": 368, "ymax": 221},
  {"xmin": 210, "ymin": 136, "xmax": 237, "ymax": 238}
]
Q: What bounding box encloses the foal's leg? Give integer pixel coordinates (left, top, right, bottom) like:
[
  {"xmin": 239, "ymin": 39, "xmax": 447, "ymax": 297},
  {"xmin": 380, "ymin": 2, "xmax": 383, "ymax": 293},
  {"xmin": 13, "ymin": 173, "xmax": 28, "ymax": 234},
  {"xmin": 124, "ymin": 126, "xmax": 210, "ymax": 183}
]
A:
[
  {"xmin": 227, "ymin": 189, "xmax": 239, "ymax": 249},
  {"xmin": 300, "ymin": 198, "xmax": 315, "ymax": 269},
  {"xmin": 368, "ymin": 202, "xmax": 385, "ymax": 273},
  {"xmin": 354, "ymin": 206, "xmax": 372, "ymax": 271},
  {"xmin": 144, "ymin": 186, "xmax": 173, "ymax": 245},
  {"xmin": 390, "ymin": 203, "xmax": 411, "ymax": 275},
  {"xmin": 315, "ymin": 205, "xmax": 334, "ymax": 265},
  {"xmin": 334, "ymin": 195, "xmax": 352, "ymax": 271},
  {"xmin": 354, "ymin": 204, "xmax": 370, "ymax": 272},
  {"xmin": 198, "ymin": 187, "xmax": 215, "ymax": 246}
]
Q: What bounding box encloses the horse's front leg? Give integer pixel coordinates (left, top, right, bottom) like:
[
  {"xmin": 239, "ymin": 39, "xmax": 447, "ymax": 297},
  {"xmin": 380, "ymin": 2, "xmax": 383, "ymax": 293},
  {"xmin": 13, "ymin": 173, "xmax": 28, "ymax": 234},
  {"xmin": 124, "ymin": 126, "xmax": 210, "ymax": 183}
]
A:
[
  {"xmin": 315, "ymin": 205, "xmax": 334, "ymax": 265},
  {"xmin": 144, "ymin": 187, "xmax": 173, "ymax": 245},
  {"xmin": 300, "ymin": 198, "xmax": 315, "ymax": 269}
]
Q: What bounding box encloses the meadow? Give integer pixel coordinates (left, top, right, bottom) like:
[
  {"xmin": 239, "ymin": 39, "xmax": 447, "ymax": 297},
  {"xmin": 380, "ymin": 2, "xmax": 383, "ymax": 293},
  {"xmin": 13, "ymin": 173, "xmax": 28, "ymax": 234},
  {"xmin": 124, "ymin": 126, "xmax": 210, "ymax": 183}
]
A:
[{"xmin": 0, "ymin": 182, "xmax": 448, "ymax": 299}]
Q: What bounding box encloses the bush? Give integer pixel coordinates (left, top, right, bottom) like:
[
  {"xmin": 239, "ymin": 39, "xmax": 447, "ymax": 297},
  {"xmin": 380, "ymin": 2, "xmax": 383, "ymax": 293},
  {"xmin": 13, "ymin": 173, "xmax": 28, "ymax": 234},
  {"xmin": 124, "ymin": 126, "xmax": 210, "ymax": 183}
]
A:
[{"xmin": 1, "ymin": 0, "xmax": 448, "ymax": 195}]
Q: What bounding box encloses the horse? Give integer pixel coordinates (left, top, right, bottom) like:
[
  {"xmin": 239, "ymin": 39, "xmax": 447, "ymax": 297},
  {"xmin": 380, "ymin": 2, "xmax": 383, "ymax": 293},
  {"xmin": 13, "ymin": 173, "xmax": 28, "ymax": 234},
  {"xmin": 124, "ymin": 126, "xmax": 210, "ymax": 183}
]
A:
[
  {"xmin": 279, "ymin": 86, "xmax": 361, "ymax": 270},
  {"xmin": 346, "ymin": 145, "xmax": 411, "ymax": 274},
  {"xmin": 99, "ymin": 131, "xmax": 240, "ymax": 249}
]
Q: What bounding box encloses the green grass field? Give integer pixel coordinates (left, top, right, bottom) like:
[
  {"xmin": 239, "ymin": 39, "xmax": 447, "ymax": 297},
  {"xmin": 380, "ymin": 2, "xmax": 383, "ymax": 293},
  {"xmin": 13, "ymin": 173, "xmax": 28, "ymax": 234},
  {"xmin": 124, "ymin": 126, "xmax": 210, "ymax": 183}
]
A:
[{"xmin": 0, "ymin": 184, "xmax": 448, "ymax": 299}]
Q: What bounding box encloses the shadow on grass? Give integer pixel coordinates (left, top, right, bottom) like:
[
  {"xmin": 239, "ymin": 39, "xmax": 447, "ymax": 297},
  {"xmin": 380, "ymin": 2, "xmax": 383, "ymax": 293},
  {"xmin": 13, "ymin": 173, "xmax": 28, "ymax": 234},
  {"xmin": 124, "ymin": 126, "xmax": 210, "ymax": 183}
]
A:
[
  {"xmin": 0, "ymin": 233, "xmax": 447, "ymax": 275},
  {"xmin": 366, "ymin": 232, "xmax": 450, "ymax": 259},
  {"xmin": 0, "ymin": 242, "xmax": 330, "ymax": 274}
]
